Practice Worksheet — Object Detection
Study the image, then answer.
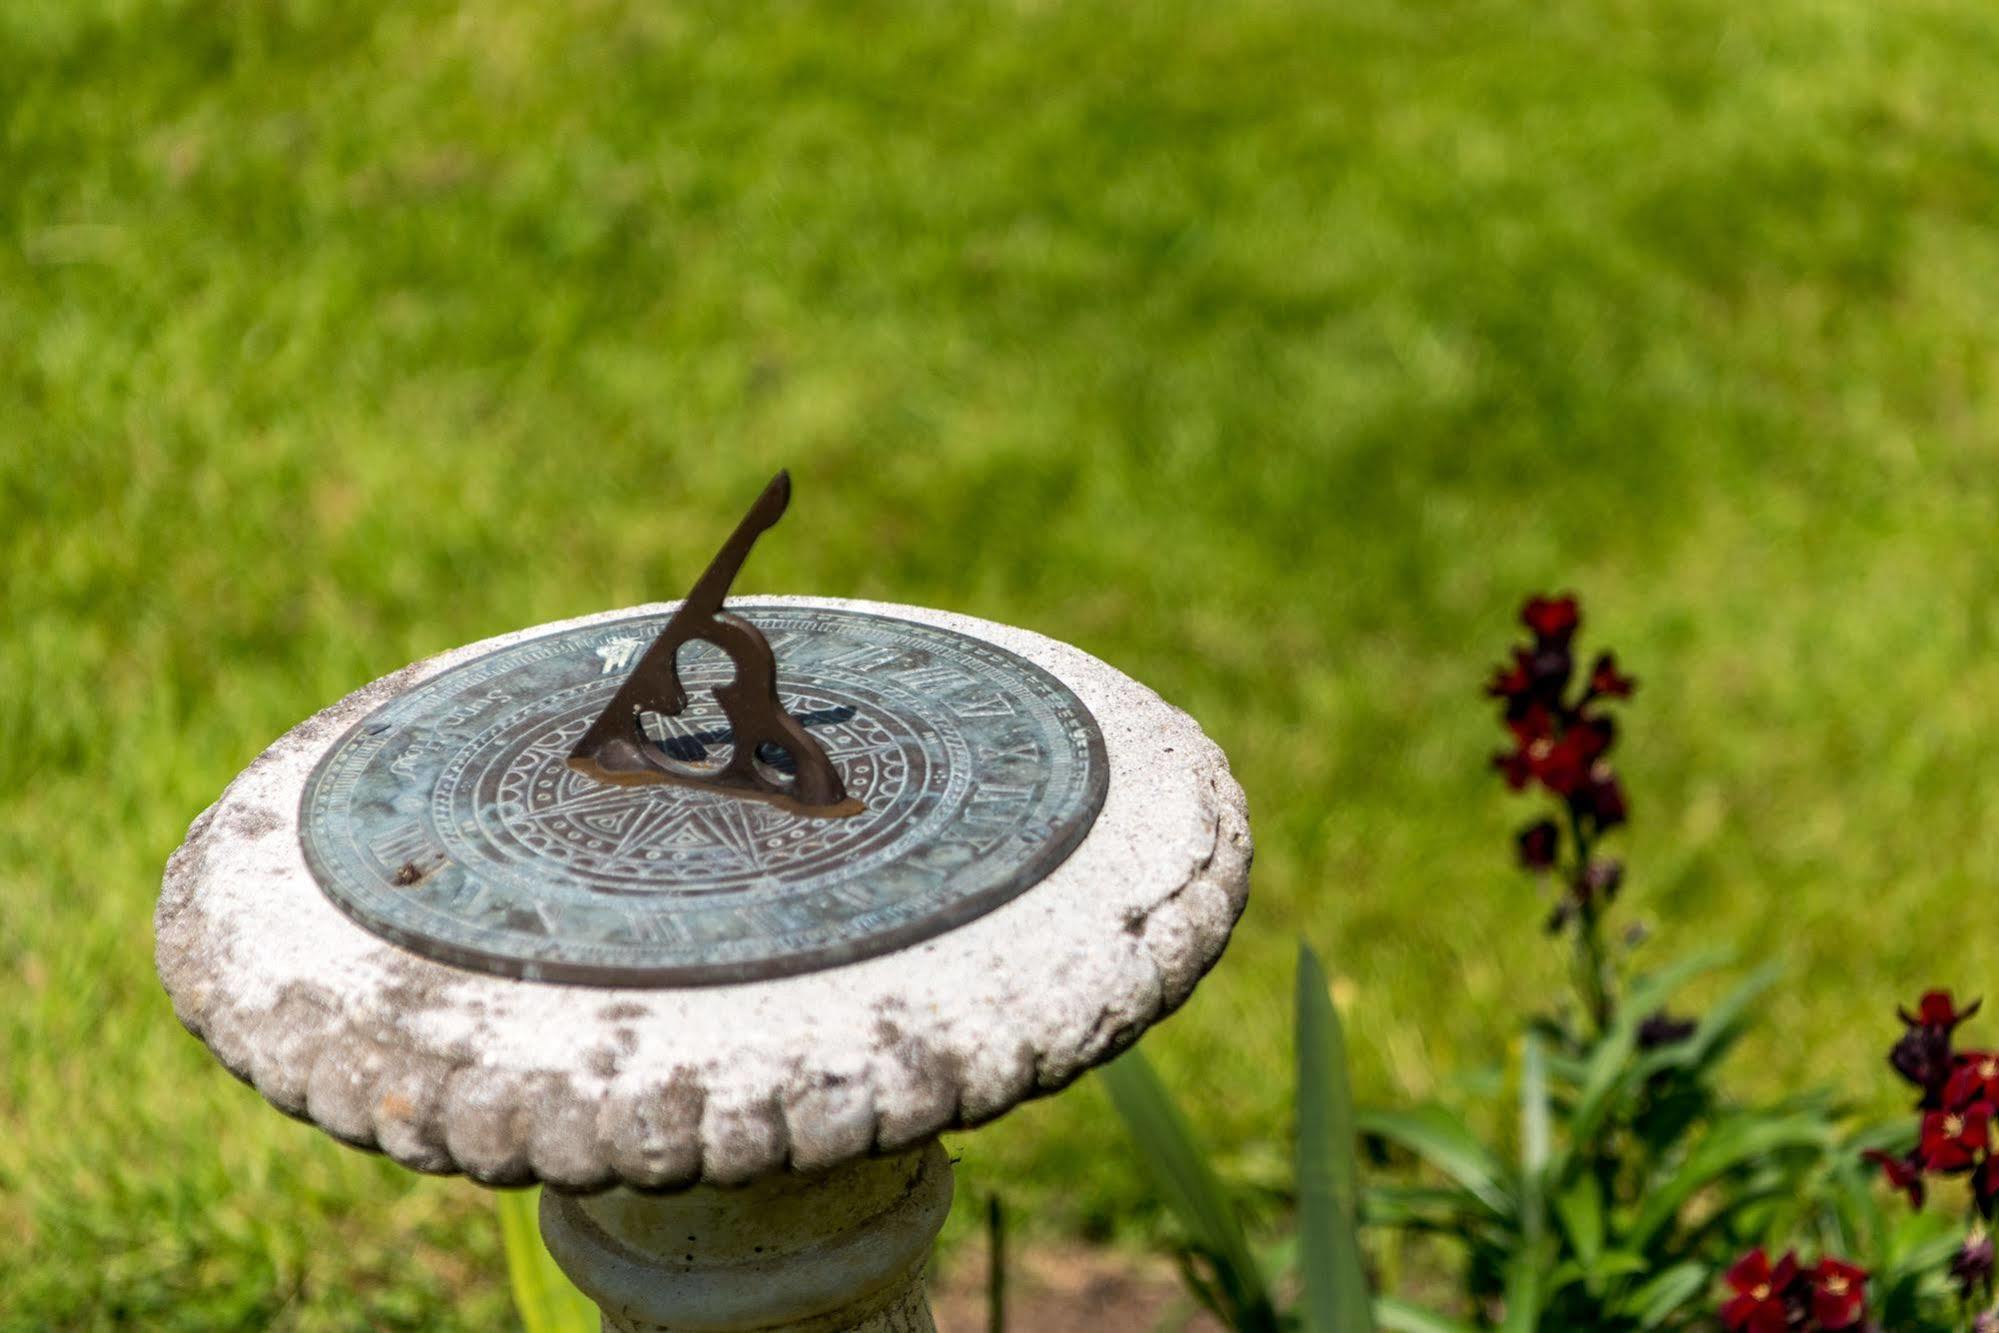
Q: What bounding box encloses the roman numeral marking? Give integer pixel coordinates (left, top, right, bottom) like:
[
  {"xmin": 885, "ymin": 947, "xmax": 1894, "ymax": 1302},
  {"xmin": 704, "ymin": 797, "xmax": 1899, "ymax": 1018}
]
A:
[
  {"xmin": 965, "ymin": 783, "xmax": 1036, "ymax": 823},
  {"xmin": 822, "ymin": 644, "xmax": 902, "ymax": 672},
  {"xmin": 626, "ymin": 908, "xmax": 688, "ymax": 945},
  {"xmin": 897, "ymin": 665, "xmax": 977, "ymax": 694},
  {"xmin": 953, "ymin": 691, "xmax": 1015, "ymax": 718},
  {"xmin": 726, "ymin": 903, "xmax": 794, "ymax": 939},
  {"xmin": 978, "ymin": 734, "xmax": 1042, "ymax": 765},
  {"xmin": 368, "ymin": 822, "xmax": 433, "ymax": 868},
  {"xmin": 958, "ymin": 829, "xmax": 1010, "ymax": 856},
  {"xmin": 438, "ymin": 878, "xmax": 491, "ymax": 915}
]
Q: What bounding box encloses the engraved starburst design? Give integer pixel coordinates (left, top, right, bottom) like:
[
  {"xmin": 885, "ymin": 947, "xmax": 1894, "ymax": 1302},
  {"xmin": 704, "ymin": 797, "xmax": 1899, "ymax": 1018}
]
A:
[{"xmin": 301, "ymin": 606, "xmax": 1105, "ymax": 985}]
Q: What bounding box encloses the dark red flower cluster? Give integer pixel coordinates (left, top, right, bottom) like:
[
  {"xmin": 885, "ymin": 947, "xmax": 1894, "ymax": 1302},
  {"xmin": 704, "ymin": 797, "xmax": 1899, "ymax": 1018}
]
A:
[
  {"xmin": 1488, "ymin": 595, "xmax": 1633, "ymax": 821},
  {"xmin": 1487, "ymin": 594, "xmax": 1635, "ymax": 930},
  {"xmin": 1864, "ymin": 991, "xmax": 1999, "ymax": 1217},
  {"xmin": 1719, "ymin": 1248, "xmax": 1869, "ymax": 1332},
  {"xmin": 1488, "ymin": 593, "xmax": 1633, "ymax": 826}
]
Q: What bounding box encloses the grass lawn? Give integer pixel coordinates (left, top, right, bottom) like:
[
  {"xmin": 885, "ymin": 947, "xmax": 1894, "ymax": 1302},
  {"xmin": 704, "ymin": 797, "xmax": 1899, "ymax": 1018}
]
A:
[{"xmin": 7, "ymin": 0, "xmax": 1999, "ymax": 1324}]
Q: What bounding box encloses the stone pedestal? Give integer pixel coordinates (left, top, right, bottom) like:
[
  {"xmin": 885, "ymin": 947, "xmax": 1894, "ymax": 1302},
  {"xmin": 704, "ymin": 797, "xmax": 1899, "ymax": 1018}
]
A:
[
  {"xmin": 541, "ymin": 1142, "xmax": 951, "ymax": 1332},
  {"xmin": 155, "ymin": 598, "xmax": 1251, "ymax": 1329}
]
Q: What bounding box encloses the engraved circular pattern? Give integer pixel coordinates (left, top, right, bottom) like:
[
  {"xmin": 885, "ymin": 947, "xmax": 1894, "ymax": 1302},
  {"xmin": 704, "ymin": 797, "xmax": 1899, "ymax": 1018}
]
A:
[
  {"xmin": 299, "ymin": 605, "xmax": 1108, "ymax": 986},
  {"xmin": 441, "ymin": 678, "xmax": 930, "ymax": 894}
]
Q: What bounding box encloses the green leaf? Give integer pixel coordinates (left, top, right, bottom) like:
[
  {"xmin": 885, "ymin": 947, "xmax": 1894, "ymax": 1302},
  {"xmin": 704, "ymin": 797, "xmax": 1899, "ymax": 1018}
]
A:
[
  {"xmin": 1621, "ymin": 949, "xmax": 1735, "ymax": 1020},
  {"xmin": 1547, "ymin": 1250, "xmax": 1648, "ymax": 1297},
  {"xmin": 1099, "ymin": 1050, "xmax": 1279, "ymax": 1330},
  {"xmin": 1499, "ymin": 1039, "xmax": 1552, "ymax": 1333},
  {"xmin": 1811, "ymin": 1151, "xmax": 1883, "ymax": 1267},
  {"xmin": 1519, "ymin": 1030, "xmax": 1549, "ymax": 1245},
  {"xmin": 987, "ymin": 1193, "xmax": 1007, "ymax": 1333},
  {"xmin": 1360, "ymin": 1183, "xmax": 1488, "ymax": 1231},
  {"xmin": 1256, "ymin": 1232, "xmax": 1300, "ymax": 1281},
  {"xmin": 1551, "ymin": 1174, "xmax": 1604, "ymax": 1277},
  {"xmin": 1375, "ymin": 1296, "xmax": 1482, "ymax": 1333},
  {"xmin": 1886, "ymin": 1211, "xmax": 1967, "ymax": 1278},
  {"xmin": 1354, "ymin": 1105, "xmax": 1516, "ymax": 1220},
  {"xmin": 1628, "ymin": 1114, "xmax": 1834, "ymax": 1250},
  {"xmin": 1620, "ymin": 1261, "xmax": 1708, "ymax": 1330},
  {"xmin": 1499, "ymin": 1032, "xmax": 1554, "ymax": 1332},
  {"xmin": 495, "ymin": 1189, "xmax": 598, "ymax": 1333},
  {"xmin": 1632, "ymin": 964, "xmax": 1780, "ymax": 1084},
  {"xmin": 1294, "ymin": 941, "xmax": 1374, "ymax": 1333},
  {"xmin": 1844, "ymin": 1116, "xmax": 1918, "ymax": 1156},
  {"xmin": 1568, "ymin": 950, "xmax": 1732, "ymax": 1154},
  {"xmin": 1499, "ymin": 1250, "xmax": 1543, "ymax": 1333},
  {"xmin": 1679, "ymin": 963, "xmax": 1779, "ymax": 1071}
]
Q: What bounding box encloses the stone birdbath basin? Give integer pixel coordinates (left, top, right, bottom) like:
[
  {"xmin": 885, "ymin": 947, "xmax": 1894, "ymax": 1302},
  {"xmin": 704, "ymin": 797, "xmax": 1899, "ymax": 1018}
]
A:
[{"xmin": 157, "ymin": 561, "xmax": 1249, "ymax": 1332}]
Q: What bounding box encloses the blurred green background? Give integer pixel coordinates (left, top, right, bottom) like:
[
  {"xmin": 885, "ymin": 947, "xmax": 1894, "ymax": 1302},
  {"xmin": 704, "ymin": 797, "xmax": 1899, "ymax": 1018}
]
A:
[{"xmin": 6, "ymin": 0, "xmax": 1999, "ymax": 1325}]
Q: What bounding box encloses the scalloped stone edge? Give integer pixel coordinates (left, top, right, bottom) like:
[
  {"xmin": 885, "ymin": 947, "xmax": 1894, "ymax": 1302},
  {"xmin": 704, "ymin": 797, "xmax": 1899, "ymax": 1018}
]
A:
[{"xmin": 155, "ymin": 598, "xmax": 1252, "ymax": 1191}]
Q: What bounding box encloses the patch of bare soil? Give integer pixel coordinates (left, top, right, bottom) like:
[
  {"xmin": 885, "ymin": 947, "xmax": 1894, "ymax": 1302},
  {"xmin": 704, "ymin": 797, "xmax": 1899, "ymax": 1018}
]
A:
[{"xmin": 931, "ymin": 1244, "xmax": 1226, "ymax": 1333}]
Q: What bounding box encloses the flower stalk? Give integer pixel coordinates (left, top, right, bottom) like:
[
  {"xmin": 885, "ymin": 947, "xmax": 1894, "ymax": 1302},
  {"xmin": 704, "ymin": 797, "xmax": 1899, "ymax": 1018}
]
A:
[{"xmin": 1487, "ymin": 593, "xmax": 1632, "ymax": 1035}]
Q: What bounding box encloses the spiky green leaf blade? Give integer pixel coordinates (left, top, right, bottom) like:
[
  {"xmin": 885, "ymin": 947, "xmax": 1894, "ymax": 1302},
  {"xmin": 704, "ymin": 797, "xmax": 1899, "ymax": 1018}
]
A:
[
  {"xmin": 1100, "ymin": 1049, "xmax": 1278, "ymax": 1330},
  {"xmin": 1567, "ymin": 950, "xmax": 1732, "ymax": 1154},
  {"xmin": 1552, "ymin": 1174, "xmax": 1604, "ymax": 1280},
  {"xmin": 1295, "ymin": 940, "xmax": 1373, "ymax": 1333},
  {"xmin": 1354, "ymin": 1105, "xmax": 1517, "ymax": 1220},
  {"xmin": 1628, "ymin": 1114, "xmax": 1834, "ymax": 1251},
  {"xmin": 1519, "ymin": 1030, "xmax": 1549, "ymax": 1238},
  {"xmin": 1375, "ymin": 1296, "xmax": 1482, "ymax": 1333},
  {"xmin": 495, "ymin": 1188, "xmax": 598, "ymax": 1333},
  {"xmin": 1360, "ymin": 1183, "xmax": 1488, "ymax": 1230},
  {"xmin": 1622, "ymin": 1261, "xmax": 1708, "ymax": 1331},
  {"xmin": 1499, "ymin": 1251, "xmax": 1543, "ymax": 1333}
]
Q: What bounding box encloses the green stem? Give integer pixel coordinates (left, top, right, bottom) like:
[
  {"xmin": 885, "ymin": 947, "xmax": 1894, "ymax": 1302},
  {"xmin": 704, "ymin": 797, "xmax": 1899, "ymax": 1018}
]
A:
[{"xmin": 1567, "ymin": 806, "xmax": 1613, "ymax": 1036}]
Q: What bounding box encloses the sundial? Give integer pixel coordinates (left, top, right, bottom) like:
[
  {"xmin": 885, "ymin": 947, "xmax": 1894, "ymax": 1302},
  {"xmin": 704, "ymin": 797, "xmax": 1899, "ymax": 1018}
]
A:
[
  {"xmin": 300, "ymin": 472, "xmax": 1106, "ymax": 986},
  {"xmin": 156, "ymin": 471, "xmax": 1252, "ymax": 1332},
  {"xmin": 299, "ymin": 474, "xmax": 1107, "ymax": 987}
]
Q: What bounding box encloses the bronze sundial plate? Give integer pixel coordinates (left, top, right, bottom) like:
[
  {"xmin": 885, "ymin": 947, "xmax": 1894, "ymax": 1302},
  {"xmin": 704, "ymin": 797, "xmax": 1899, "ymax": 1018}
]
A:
[{"xmin": 298, "ymin": 603, "xmax": 1108, "ymax": 986}]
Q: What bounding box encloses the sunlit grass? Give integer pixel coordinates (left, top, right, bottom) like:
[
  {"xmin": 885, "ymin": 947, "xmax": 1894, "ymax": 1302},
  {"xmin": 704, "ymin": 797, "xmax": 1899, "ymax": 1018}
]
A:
[{"xmin": 6, "ymin": 0, "xmax": 1999, "ymax": 1323}]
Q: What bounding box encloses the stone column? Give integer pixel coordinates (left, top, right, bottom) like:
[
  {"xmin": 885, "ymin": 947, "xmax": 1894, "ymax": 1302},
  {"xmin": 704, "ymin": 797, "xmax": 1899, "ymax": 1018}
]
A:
[{"xmin": 539, "ymin": 1143, "xmax": 953, "ymax": 1333}]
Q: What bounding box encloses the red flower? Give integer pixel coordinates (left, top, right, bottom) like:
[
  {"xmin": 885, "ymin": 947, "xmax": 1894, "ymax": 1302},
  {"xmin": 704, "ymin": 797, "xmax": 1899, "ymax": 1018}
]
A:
[
  {"xmin": 1891, "ymin": 990, "xmax": 1977, "ymax": 1107},
  {"xmin": 1587, "ymin": 650, "xmax": 1637, "ymax": 699},
  {"xmin": 1521, "ymin": 594, "xmax": 1580, "ymax": 645},
  {"xmin": 1578, "ymin": 767, "xmax": 1628, "ymax": 831},
  {"xmin": 1862, "ymin": 1147, "xmax": 1927, "ymax": 1209},
  {"xmin": 1919, "ymin": 1102, "xmax": 1991, "ymax": 1173},
  {"xmin": 1492, "ymin": 745, "xmax": 1533, "ymax": 790},
  {"xmin": 1902, "ymin": 990, "xmax": 1981, "ymax": 1032},
  {"xmin": 1531, "ymin": 730, "xmax": 1595, "ymax": 797},
  {"xmin": 1809, "ymin": 1257, "xmax": 1868, "ymax": 1329},
  {"xmin": 1487, "ymin": 644, "xmax": 1570, "ymax": 711},
  {"xmin": 1485, "ymin": 649, "xmax": 1534, "ymax": 702},
  {"xmin": 1720, "ymin": 1248, "xmax": 1799, "ymax": 1333},
  {"xmin": 1487, "ymin": 593, "xmax": 1637, "ymax": 934},
  {"xmin": 1516, "ymin": 820, "xmax": 1558, "ymax": 871},
  {"xmin": 1506, "ymin": 701, "xmax": 1557, "ymax": 746},
  {"xmin": 1949, "ymin": 1052, "xmax": 1999, "ymax": 1110},
  {"xmin": 1572, "ymin": 713, "xmax": 1615, "ymax": 762}
]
